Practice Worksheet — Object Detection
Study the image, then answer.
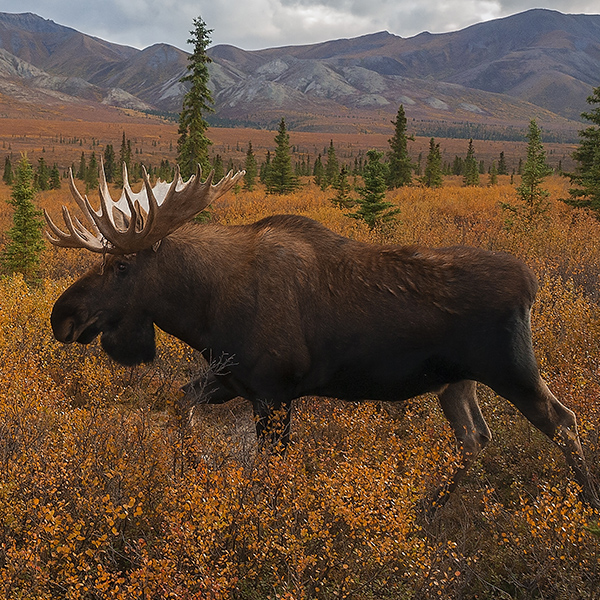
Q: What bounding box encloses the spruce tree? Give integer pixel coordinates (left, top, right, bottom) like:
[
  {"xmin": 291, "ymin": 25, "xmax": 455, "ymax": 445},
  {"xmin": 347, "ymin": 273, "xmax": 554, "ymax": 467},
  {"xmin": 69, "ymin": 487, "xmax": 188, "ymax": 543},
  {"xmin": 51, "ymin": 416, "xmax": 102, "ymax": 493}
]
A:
[
  {"xmin": 266, "ymin": 118, "xmax": 299, "ymax": 194},
  {"xmin": 3, "ymin": 155, "xmax": 13, "ymax": 185},
  {"xmin": 517, "ymin": 119, "xmax": 552, "ymax": 209},
  {"xmin": 332, "ymin": 165, "xmax": 354, "ymax": 208},
  {"xmin": 463, "ymin": 139, "xmax": 479, "ymax": 186},
  {"xmin": 313, "ymin": 154, "xmax": 324, "ymax": 188},
  {"xmin": 561, "ymin": 86, "xmax": 600, "ymax": 216},
  {"xmin": 115, "ymin": 132, "xmax": 132, "ymax": 185},
  {"xmin": 86, "ymin": 152, "xmax": 99, "ymax": 191},
  {"xmin": 49, "ymin": 164, "xmax": 61, "ymax": 189},
  {"xmin": 103, "ymin": 144, "xmax": 117, "ymax": 183},
  {"xmin": 501, "ymin": 119, "xmax": 551, "ymax": 229},
  {"xmin": 350, "ymin": 150, "xmax": 399, "ymax": 229},
  {"xmin": 243, "ymin": 141, "xmax": 258, "ymax": 191},
  {"xmin": 1, "ymin": 155, "xmax": 45, "ymax": 284},
  {"xmin": 177, "ymin": 16, "xmax": 213, "ymax": 180},
  {"xmin": 452, "ymin": 155, "xmax": 464, "ymax": 176},
  {"xmin": 498, "ymin": 151, "xmax": 508, "ymax": 175},
  {"xmin": 489, "ymin": 161, "xmax": 498, "ymax": 186},
  {"xmin": 415, "ymin": 152, "xmax": 423, "ymax": 176},
  {"xmin": 324, "ymin": 140, "xmax": 339, "ymax": 188},
  {"xmin": 421, "ymin": 137, "xmax": 443, "ymax": 188},
  {"xmin": 387, "ymin": 104, "xmax": 414, "ymax": 188},
  {"xmin": 130, "ymin": 161, "xmax": 142, "ymax": 184},
  {"xmin": 35, "ymin": 157, "xmax": 50, "ymax": 191},
  {"xmin": 76, "ymin": 152, "xmax": 87, "ymax": 181},
  {"xmin": 260, "ymin": 151, "xmax": 271, "ymax": 183},
  {"xmin": 158, "ymin": 159, "xmax": 173, "ymax": 181},
  {"xmin": 212, "ymin": 154, "xmax": 224, "ymax": 182}
]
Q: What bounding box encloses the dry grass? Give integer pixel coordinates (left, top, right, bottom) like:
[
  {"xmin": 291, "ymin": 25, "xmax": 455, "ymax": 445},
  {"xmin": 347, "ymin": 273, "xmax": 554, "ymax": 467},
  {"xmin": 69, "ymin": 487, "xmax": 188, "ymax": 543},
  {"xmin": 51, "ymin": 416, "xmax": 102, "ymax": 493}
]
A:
[{"xmin": 1, "ymin": 171, "xmax": 599, "ymax": 598}]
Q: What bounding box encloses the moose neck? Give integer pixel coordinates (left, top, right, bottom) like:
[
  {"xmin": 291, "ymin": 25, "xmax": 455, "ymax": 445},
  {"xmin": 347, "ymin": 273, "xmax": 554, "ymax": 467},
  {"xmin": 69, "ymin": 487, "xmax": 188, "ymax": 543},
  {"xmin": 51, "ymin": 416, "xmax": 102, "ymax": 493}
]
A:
[{"xmin": 147, "ymin": 224, "xmax": 253, "ymax": 354}]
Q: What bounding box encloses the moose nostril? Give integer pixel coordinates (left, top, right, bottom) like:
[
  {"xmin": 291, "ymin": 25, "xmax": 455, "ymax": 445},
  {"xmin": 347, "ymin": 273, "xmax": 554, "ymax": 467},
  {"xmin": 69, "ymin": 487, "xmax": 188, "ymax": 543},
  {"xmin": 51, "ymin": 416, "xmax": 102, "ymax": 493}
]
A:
[
  {"xmin": 58, "ymin": 317, "xmax": 76, "ymax": 343},
  {"xmin": 67, "ymin": 319, "xmax": 76, "ymax": 342}
]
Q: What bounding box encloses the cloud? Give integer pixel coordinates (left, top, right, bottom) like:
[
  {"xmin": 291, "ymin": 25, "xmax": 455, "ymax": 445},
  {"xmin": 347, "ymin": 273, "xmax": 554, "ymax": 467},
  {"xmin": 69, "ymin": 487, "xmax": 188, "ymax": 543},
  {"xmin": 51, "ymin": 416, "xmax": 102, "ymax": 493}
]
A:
[{"xmin": 1, "ymin": 0, "xmax": 599, "ymax": 51}]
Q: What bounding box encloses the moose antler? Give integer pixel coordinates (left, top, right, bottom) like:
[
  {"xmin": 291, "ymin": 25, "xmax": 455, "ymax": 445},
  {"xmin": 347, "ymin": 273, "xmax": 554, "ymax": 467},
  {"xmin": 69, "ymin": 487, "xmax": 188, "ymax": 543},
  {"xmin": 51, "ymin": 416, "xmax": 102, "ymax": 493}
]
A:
[{"xmin": 44, "ymin": 163, "xmax": 245, "ymax": 254}]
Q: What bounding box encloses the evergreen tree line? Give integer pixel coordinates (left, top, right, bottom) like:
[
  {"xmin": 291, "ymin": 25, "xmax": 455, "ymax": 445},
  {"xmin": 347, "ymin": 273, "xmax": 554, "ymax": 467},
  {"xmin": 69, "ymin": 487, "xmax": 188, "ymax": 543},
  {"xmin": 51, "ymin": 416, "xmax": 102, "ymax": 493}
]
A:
[
  {"xmin": 414, "ymin": 121, "xmax": 579, "ymax": 144},
  {"xmin": 3, "ymin": 156, "xmax": 61, "ymax": 191},
  {"xmin": 242, "ymin": 106, "xmax": 541, "ymax": 197}
]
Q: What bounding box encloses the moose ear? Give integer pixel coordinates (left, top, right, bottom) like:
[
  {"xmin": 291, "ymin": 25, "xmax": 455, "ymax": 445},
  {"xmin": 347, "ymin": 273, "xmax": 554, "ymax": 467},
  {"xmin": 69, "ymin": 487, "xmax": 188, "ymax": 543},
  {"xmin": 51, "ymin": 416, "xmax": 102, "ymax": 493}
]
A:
[{"xmin": 151, "ymin": 240, "xmax": 162, "ymax": 252}]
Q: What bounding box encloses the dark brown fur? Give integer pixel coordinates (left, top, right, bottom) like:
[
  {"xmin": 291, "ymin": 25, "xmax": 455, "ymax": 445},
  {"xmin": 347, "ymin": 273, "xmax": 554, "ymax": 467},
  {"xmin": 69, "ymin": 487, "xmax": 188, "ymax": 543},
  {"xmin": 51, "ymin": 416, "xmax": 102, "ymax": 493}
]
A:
[{"xmin": 51, "ymin": 214, "xmax": 599, "ymax": 511}]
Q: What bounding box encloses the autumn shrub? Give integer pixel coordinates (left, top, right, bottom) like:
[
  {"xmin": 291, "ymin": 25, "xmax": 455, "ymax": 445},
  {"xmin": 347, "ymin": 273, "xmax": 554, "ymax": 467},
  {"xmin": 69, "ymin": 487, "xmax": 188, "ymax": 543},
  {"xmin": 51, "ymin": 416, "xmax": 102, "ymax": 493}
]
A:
[{"xmin": 0, "ymin": 176, "xmax": 599, "ymax": 598}]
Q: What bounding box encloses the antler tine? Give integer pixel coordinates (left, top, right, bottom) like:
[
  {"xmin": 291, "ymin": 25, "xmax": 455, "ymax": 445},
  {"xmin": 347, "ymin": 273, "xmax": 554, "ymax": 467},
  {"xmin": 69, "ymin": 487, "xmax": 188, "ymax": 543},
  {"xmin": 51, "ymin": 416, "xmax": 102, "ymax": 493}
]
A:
[
  {"xmin": 221, "ymin": 168, "xmax": 246, "ymax": 191},
  {"xmin": 43, "ymin": 206, "xmax": 105, "ymax": 252},
  {"xmin": 61, "ymin": 206, "xmax": 106, "ymax": 251},
  {"xmin": 68, "ymin": 168, "xmax": 101, "ymax": 236},
  {"xmin": 98, "ymin": 156, "xmax": 114, "ymax": 220},
  {"xmin": 92, "ymin": 187, "xmax": 143, "ymax": 253},
  {"xmin": 157, "ymin": 164, "xmax": 245, "ymax": 219},
  {"xmin": 122, "ymin": 162, "xmax": 134, "ymax": 198},
  {"xmin": 85, "ymin": 180, "xmax": 121, "ymax": 246},
  {"xmin": 43, "ymin": 169, "xmax": 108, "ymax": 253},
  {"xmin": 141, "ymin": 164, "xmax": 159, "ymax": 234}
]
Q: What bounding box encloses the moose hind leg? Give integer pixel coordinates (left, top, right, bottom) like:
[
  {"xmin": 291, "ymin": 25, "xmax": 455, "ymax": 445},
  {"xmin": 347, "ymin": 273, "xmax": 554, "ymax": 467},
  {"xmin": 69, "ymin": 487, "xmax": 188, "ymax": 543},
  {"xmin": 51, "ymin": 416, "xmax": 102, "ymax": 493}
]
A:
[
  {"xmin": 496, "ymin": 376, "xmax": 600, "ymax": 508},
  {"xmin": 431, "ymin": 380, "xmax": 492, "ymax": 511}
]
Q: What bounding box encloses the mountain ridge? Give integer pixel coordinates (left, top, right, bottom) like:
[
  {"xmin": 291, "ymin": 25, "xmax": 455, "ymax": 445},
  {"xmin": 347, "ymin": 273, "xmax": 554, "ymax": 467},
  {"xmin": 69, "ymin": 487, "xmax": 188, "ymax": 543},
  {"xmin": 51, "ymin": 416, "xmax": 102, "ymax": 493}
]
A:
[{"xmin": 0, "ymin": 9, "xmax": 598, "ymax": 133}]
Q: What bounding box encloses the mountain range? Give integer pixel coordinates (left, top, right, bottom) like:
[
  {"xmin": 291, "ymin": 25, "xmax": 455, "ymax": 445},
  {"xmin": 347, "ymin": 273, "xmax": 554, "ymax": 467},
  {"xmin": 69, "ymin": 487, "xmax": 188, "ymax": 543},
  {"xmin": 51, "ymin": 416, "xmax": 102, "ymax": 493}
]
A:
[{"xmin": 0, "ymin": 9, "xmax": 599, "ymax": 134}]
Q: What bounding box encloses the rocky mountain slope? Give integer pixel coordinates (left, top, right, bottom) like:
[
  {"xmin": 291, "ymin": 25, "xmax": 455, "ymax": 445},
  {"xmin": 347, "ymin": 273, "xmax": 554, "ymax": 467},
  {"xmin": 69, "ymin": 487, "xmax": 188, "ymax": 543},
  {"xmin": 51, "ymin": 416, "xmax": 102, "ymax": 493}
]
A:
[{"xmin": 0, "ymin": 9, "xmax": 598, "ymax": 133}]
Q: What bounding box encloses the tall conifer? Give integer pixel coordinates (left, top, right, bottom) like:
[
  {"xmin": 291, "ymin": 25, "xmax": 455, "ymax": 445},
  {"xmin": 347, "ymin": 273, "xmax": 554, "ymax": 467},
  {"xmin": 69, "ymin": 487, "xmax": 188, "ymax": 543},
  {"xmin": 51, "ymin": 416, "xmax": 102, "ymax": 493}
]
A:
[
  {"xmin": 49, "ymin": 164, "xmax": 61, "ymax": 189},
  {"xmin": 463, "ymin": 139, "xmax": 479, "ymax": 186},
  {"xmin": 266, "ymin": 118, "xmax": 299, "ymax": 194},
  {"xmin": 501, "ymin": 119, "xmax": 551, "ymax": 229},
  {"xmin": 421, "ymin": 138, "xmax": 443, "ymax": 188},
  {"xmin": 1, "ymin": 155, "xmax": 45, "ymax": 284},
  {"xmin": 3, "ymin": 155, "xmax": 13, "ymax": 185},
  {"xmin": 177, "ymin": 16, "xmax": 213, "ymax": 180},
  {"xmin": 244, "ymin": 141, "xmax": 258, "ymax": 191},
  {"xmin": 350, "ymin": 150, "xmax": 399, "ymax": 229},
  {"xmin": 103, "ymin": 144, "xmax": 116, "ymax": 183},
  {"xmin": 562, "ymin": 86, "xmax": 600, "ymax": 216},
  {"xmin": 498, "ymin": 151, "xmax": 508, "ymax": 175},
  {"xmin": 387, "ymin": 105, "xmax": 413, "ymax": 188},
  {"xmin": 324, "ymin": 140, "xmax": 339, "ymax": 188}
]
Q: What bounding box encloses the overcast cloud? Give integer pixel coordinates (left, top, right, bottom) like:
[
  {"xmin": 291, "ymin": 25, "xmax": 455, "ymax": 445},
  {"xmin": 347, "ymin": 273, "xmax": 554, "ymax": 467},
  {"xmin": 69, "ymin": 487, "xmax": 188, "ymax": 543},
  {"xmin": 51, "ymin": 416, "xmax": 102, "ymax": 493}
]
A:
[{"xmin": 0, "ymin": 0, "xmax": 598, "ymax": 51}]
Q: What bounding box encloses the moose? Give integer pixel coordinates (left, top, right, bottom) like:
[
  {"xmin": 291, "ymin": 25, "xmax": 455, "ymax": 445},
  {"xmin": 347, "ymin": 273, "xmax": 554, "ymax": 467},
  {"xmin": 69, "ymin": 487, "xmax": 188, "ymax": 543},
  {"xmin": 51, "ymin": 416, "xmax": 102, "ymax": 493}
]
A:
[{"xmin": 45, "ymin": 164, "xmax": 600, "ymax": 511}]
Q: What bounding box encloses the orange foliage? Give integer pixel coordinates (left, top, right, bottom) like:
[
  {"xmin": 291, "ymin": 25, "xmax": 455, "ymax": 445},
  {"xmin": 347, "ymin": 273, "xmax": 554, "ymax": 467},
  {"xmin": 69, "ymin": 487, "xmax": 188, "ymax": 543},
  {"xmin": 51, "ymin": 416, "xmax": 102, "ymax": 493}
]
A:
[{"xmin": 1, "ymin": 175, "xmax": 599, "ymax": 598}]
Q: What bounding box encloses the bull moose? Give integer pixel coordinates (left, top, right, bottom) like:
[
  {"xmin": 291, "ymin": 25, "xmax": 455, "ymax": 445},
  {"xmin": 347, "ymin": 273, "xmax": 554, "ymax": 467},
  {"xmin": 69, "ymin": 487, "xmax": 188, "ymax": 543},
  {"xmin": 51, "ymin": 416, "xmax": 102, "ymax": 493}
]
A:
[{"xmin": 45, "ymin": 164, "xmax": 600, "ymax": 511}]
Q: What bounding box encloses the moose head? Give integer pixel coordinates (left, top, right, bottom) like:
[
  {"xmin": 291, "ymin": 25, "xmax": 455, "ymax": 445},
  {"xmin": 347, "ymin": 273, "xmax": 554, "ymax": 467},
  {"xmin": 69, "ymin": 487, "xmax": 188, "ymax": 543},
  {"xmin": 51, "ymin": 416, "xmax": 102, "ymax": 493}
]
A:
[{"xmin": 45, "ymin": 164, "xmax": 243, "ymax": 365}]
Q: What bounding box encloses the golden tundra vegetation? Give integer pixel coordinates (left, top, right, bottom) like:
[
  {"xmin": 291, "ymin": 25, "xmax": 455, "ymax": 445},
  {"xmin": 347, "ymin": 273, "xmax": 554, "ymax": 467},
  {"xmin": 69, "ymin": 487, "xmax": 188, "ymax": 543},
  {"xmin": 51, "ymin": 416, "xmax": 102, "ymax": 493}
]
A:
[{"xmin": 1, "ymin": 166, "xmax": 600, "ymax": 598}]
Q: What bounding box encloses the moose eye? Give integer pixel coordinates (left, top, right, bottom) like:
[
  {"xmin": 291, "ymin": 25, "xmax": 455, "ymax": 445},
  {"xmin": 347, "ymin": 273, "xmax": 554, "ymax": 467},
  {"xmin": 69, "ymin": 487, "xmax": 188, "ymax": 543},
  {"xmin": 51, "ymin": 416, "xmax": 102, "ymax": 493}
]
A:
[{"xmin": 115, "ymin": 261, "xmax": 129, "ymax": 276}]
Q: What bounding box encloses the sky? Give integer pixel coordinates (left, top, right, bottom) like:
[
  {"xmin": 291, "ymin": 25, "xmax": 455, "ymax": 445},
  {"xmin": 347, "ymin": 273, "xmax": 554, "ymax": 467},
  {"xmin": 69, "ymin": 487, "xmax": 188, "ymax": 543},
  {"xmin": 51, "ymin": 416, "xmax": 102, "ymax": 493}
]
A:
[{"xmin": 0, "ymin": 0, "xmax": 598, "ymax": 51}]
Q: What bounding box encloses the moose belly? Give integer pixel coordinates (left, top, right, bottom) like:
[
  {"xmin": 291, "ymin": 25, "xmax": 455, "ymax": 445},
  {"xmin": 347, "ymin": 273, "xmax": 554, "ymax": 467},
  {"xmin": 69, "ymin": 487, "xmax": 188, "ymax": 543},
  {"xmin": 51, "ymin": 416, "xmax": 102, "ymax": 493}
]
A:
[{"xmin": 306, "ymin": 351, "xmax": 468, "ymax": 403}]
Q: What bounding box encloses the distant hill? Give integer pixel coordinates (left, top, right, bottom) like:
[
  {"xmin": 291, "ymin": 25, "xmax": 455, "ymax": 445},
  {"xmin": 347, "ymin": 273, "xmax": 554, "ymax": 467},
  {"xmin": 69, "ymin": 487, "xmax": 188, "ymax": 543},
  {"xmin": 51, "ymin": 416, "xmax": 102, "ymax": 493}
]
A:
[{"xmin": 0, "ymin": 9, "xmax": 599, "ymax": 135}]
